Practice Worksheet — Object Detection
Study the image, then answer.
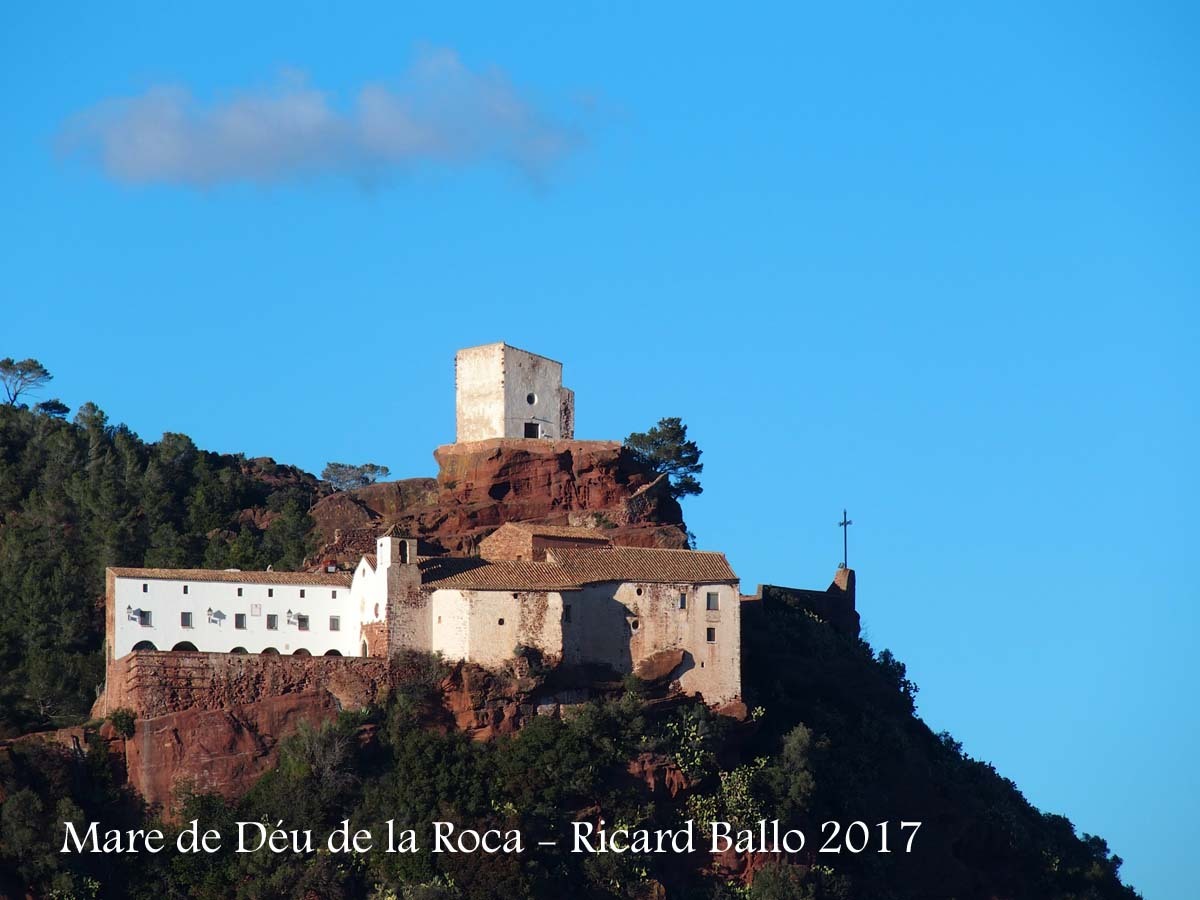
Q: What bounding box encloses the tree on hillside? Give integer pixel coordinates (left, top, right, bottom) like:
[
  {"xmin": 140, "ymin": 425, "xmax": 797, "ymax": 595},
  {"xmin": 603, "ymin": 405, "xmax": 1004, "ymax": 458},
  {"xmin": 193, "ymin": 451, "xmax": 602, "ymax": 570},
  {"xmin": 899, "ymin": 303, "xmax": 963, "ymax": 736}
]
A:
[
  {"xmin": 321, "ymin": 461, "xmax": 391, "ymax": 492},
  {"xmin": 33, "ymin": 399, "xmax": 69, "ymax": 418},
  {"xmin": 0, "ymin": 358, "xmax": 52, "ymax": 406},
  {"xmin": 624, "ymin": 416, "xmax": 703, "ymax": 499}
]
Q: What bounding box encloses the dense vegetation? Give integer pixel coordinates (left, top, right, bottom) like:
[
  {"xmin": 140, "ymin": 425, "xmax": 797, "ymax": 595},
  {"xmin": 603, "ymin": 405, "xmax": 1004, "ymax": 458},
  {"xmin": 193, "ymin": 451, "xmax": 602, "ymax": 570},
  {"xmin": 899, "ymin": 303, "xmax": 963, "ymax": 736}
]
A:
[
  {"xmin": 0, "ymin": 403, "xmax": 318, "ymax": 736},
  {"xmin": 1, "ymin": 611, "xmax": 1139, "ymax": 898},
  {"xmin": 0, "ymin": 394, "xmax": 1140, "ymax": 898}
]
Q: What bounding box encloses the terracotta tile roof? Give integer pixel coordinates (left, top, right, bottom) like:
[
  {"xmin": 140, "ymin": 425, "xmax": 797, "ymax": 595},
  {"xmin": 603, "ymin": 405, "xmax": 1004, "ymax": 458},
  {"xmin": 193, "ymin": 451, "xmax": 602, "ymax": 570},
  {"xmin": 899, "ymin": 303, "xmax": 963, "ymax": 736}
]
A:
[
  {"xmin": 550, "ymin": 546, "xmax": 738, "ymax": 585},
  {"xmin": 108, "ymin": 567, "xmax": 353, "ymax": 587},
  {"xmin": 419, "ymin": 557, "xmax": 581, "ymax": 591},
  {"xmin": 418, "ymin": 546, "xmax": 738, "ymax": 592}
]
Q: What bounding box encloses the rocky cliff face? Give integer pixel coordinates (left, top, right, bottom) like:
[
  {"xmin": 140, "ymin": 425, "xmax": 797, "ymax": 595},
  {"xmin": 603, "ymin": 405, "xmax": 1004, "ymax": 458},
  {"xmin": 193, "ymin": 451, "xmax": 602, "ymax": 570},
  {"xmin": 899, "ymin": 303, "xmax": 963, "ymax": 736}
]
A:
[
  {"xmin": 48, "ymin": 657, "xmax": 586, "ymax": 819},
  {"xmin": 310, "ymin": 439, "xmax": 689, "ymax": 564}
]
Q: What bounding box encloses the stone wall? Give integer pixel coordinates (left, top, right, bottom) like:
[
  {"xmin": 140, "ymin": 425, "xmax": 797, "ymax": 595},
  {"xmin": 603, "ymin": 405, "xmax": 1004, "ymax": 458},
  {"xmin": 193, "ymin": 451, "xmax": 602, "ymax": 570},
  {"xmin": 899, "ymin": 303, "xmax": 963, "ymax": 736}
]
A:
[
  {"xmin": 101, "ymin": 651, "xmax": 394, "ymax": 718},
  {"xmin": 561, "ymin": 581, "xmax": 741, "ymax": 706},
  {"xmin": 748, "ymin": 568, "xmax": 859, "ymax": 637}
]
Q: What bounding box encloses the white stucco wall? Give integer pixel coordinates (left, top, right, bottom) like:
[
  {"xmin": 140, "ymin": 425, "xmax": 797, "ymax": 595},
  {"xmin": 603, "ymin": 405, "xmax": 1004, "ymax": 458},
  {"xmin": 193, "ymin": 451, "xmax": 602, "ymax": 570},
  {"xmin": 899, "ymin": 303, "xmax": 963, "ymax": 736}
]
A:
[
  {"xmin": 455, "ymin": 343, "xmax": 569, "ymax": 442},
  {"xmin": 113, "ymin": 575, "xmax": 359, "ymax": 658},
  {"xmin": 429, "ymin": 588, "xmax": 564, "ymax": 666},
  {"xmin": 351, "ymin": 556, "xmax": 388, "ymax": 625},
  {"xmin": 431, "ymin": 590, "xmax": 470, "ymax": 659},
  {"xmin": 455, "ymin": 343, "xmax": 506, "ymax": 442},
  {"xmin": 501, "ymin": 346, "xmax": 566, "ymax": 440}
]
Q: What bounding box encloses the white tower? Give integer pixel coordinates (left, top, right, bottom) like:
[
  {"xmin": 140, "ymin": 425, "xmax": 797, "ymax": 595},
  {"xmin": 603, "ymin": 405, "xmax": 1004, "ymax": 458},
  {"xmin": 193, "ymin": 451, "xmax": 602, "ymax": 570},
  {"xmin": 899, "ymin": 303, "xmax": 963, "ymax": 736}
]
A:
[{"xmin": 455, "ymin": 343, "xmax": 575, "ymax": 442}]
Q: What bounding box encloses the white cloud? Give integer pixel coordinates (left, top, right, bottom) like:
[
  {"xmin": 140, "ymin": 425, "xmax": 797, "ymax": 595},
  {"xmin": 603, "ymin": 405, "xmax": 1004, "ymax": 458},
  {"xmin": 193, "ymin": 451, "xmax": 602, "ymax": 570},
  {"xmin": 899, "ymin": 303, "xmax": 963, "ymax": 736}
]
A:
[{"xmin": 58, "ymin": 48, "xmax": 581, "ymax": 186}]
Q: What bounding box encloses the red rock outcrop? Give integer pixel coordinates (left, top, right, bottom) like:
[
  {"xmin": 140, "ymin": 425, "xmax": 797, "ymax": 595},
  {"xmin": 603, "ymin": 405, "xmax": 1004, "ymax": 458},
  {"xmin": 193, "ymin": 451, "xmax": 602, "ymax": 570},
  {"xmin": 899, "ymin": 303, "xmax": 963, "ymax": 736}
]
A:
[
  {"xmin": 440, "ymin": 659, "xmax": 546, "ymax": 741},
  {"xmin": 626, "ymin": 751, "xmax": 694, "ymax": 798},
  {"xmin": 310, "ymin": 439, "xmax": 689, "ymax": 564},
  {"xmin": 124, "ymin": 691, "xmax": 341, "ymax": 818},
  {"xmin": 634, "ymin": 648, "xmax": 687, "ymax": 684}
]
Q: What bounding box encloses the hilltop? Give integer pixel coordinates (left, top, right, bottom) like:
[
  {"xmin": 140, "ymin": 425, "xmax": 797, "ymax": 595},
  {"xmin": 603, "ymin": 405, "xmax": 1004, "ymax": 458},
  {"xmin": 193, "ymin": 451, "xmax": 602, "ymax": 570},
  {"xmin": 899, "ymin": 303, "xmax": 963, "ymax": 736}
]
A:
[{"xmin": 0, "ymin": 401, "xmax": 1142, "ymax": 898}]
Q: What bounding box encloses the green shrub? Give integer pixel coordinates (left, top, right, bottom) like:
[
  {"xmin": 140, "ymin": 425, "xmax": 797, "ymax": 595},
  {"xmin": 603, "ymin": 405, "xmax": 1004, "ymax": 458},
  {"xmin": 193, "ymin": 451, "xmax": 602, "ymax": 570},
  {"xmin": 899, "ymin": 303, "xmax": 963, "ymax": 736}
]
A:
[{"xmin": 107, "ymin": 707, "xmax": 136, "ymax": 738}]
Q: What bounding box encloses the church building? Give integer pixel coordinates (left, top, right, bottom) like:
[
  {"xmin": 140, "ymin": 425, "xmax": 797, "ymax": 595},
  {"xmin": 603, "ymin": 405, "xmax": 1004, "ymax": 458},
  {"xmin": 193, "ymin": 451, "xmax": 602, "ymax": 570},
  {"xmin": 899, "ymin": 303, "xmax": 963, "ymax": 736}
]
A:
[{"xmin": 105, "ymin": 344, "xmax": 743, "ymax": 706}]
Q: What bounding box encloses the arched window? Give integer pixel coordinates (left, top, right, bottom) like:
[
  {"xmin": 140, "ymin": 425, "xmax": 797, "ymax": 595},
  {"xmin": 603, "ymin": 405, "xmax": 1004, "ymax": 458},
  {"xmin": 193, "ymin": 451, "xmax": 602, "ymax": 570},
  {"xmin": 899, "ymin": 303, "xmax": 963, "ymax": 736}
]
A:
[
  {"xmin": 171, "ymin": 641, "xmax": 198, "ymax": 652},
  {"xmin": 131, "ymin": 640, "xmax": 157, "ymax": 652},
  {"xmin": 324, "ymin": 649, "xmax": 342, "ymax": 656},
  {"xmin": 261, "ymin": 647, "xmax": 280, "ymax": 655},
  {"xmin": 293, "ymin": 648, "xmax": 311, "ymax": 656},
  {"xmin": 229, "ymin": 646, "xmax": 248, "ymax": 654}
]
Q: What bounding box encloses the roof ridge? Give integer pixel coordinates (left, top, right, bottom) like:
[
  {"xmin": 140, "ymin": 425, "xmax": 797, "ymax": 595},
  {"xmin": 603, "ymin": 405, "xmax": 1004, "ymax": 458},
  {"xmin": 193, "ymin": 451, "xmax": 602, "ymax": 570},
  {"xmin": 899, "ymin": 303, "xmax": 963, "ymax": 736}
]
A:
[{"xmin": 562, "ymin": 545, "xmax": 726, "ymax": 556}]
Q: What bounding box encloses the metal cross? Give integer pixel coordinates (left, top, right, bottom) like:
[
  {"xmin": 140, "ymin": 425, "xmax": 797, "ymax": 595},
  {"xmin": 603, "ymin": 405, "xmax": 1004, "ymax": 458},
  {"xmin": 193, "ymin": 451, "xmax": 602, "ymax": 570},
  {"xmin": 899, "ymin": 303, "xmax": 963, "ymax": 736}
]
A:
[{"xmin": 837, "ymin": 509, "xmax": 853, "ymax": 569}]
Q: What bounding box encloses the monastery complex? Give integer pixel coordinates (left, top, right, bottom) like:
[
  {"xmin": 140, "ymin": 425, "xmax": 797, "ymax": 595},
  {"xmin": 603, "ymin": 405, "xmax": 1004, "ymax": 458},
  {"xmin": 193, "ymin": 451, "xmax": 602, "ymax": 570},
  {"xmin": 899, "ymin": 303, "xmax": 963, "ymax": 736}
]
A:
[{"xmin": 104, "ymin": 343, "xmax": 857, "ymax": 713}]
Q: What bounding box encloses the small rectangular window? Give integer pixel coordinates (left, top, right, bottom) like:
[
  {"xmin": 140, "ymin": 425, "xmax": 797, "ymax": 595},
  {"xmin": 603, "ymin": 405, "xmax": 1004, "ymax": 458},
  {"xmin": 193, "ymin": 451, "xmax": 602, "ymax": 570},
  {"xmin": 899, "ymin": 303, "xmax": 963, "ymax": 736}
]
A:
[
  {"xmin": 235, "ymin": 613, "xmax": 246, "ymax": 630},
  {"xmin": 297, "ymin": 615, "xmax": 309, "ymax": 631},
  {"xmin": 267, "ymin": 614, "xmax": 278, "ymax": 630},
  {"xmin": 563, "ymin": 604, "xmax": 572, "ymax": 623},
  {"xmin": 679, "ymin": 592, "xmax": 687, "ymax": 610},
  {"xmin": 182, "ymin": 584, "xmax": 189, "ymax": 595},
  {"xmin": 181, "ymin": 612, "xmax": 193, "ymax": 628},
  {"xmin": 237, "ymin": 587, "xmax": 243, "ymax": 597},
  {"xmin": 300, "ymin": 589, "xmax": 306, "ymax": 599},
  {"xmin": 706, "ymin": 592, "xmax": 719, "ymax": 611},
  {"xmin": 138, "ymin": 610, "xmax": 152, "ymax": 627},
  {"xmin": 329, "ymin": 616, "xmax": 340, "ymax": 632},
  {"xmin": 706, "ymin": 627, "xmax": 716, "ymax": 643}
]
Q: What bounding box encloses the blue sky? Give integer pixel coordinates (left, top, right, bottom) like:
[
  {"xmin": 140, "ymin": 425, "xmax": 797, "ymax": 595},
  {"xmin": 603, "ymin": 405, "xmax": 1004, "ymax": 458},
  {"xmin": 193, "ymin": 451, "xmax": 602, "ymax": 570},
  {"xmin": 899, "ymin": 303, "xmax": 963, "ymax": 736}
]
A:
[{"xmin": 2, "ymin": 3, "xmax": 1197, "ymax": 895}]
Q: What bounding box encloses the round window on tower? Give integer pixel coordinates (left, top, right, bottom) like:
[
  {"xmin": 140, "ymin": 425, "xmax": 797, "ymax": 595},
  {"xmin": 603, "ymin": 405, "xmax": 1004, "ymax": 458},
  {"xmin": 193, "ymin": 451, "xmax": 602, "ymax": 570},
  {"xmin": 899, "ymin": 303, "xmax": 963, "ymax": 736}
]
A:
[{"xmin": 526, "ymin": 392, "xmax": 537, "ymax": 405}]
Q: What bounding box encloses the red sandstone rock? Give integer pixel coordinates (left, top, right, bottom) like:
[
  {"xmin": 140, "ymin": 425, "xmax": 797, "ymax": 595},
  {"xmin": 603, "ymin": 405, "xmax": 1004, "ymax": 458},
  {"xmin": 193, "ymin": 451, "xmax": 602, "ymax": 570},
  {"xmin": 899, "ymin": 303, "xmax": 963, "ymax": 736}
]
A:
[
  {"xmin": 123, "ymin": 691, "xmax": 340, "ymax": 819},
  {"xmin": 438, "ymin": 661, "xmax": 540, "ymax": 741},
  {"xmin": 634, "ymin": 648, "xmax": 687, "ymax": 684},
  {"xmin": 310, "ymin": 439, "xmax": 688, "ymax": 563},
  {"xmin": 626, "ymin": 751, "xmax": 693, "ymax": 798},
  {"xmin": 715, "ymin": 698, "xmax": 750, "ymax": 721}
]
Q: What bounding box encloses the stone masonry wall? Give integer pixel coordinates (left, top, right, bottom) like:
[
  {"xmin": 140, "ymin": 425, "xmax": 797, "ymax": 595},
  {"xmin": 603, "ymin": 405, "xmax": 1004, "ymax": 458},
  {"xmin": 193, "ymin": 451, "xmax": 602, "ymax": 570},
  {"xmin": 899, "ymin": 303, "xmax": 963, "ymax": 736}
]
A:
[{"xmin": 102, "ymin": 651, "xmax": 394, "ymax": 718}]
